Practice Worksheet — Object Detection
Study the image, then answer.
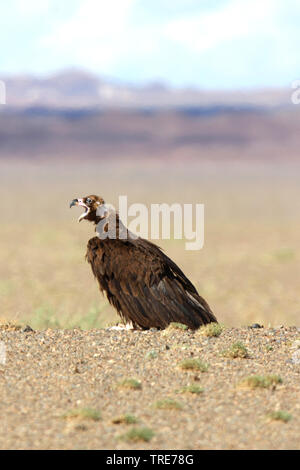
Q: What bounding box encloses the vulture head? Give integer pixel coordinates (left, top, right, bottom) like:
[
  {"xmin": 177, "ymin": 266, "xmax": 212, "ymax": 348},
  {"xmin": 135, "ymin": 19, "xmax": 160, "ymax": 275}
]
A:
[{"xmin": 70, "ymin": 195, "xmax": 107, "ymax": 223}]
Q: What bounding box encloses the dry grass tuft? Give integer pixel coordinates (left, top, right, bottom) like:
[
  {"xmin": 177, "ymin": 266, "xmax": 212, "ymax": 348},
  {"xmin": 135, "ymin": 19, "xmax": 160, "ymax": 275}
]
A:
[
  {"xmin": 154, "ymin": 398, "xmax": 183, "ymax": 410},
  {"xmin": 145, "ymin": 350, "xmax": 158, "ymax": 359},
  {"xmin": 118, "ymin": 427, "xmax": 155, "ymax": 442},
  {"xmin": 117, "ymin": 378, "xmax": 142, "ymax": 390},
  {"xmin": 198, "ymin": 322, "xmax": 223, "ymax": 337},
  {"xmin": 179, "ymin": 358, "xmax": 209, "ymax": 372},
  {"xmin": 238, "ymin": 375, "xmax": 283, "ymax": 390},
  {"xmin": 222, "ymin": 341, "xmax": 249, "ymax": 358},
  {"xmin": 267, "ymin": 410, "xmax": 292, "ymax": 423},
  {"xmin": 178, "ymin": 385, "xmax": 204, "ymax": 395},
  {"xmin": 112, "ymin": 414, "xmax": 139, "ymax": 425},
  {"xmin": 62, "ymin": 408, "xmax": 101, "ymax": 421}
]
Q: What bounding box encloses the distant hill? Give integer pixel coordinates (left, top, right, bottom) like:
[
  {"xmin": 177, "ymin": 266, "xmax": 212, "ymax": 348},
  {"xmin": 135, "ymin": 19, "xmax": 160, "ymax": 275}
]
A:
[
  {"xmin": 1, "ymin": 68, "xmax": 293, "ymax": 110},
  {"xmin": 0, "ymin": 69, "xmax": 298, "ymax": 162},
  {"xmin": 0, "ymin": 106, "xmax": 299, "ymax": 161}
]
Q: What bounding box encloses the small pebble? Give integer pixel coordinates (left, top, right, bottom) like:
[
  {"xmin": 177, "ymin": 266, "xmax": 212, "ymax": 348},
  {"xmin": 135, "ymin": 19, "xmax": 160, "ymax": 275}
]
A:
[
  {"xmin": 248, "ymin": 323, "xmax": 264, "ymax": 329},
  {"xmin": 22, "ymin": 325, "xmax": 34, "ymax": 333}
]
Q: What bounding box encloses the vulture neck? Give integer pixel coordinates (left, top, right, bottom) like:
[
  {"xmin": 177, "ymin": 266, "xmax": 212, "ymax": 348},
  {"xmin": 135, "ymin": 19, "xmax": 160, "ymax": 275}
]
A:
[{"xmin": 95, "ymin": 210, "xmax": 134, "ymax": 241}]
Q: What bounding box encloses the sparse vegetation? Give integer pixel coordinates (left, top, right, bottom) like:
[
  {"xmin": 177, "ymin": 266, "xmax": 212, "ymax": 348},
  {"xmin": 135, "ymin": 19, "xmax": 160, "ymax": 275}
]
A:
[
  {"xmin": 62, "ymin": 408, "xmax": 101, "ymax": 421},
  {"xmin": 1, "ymin": 325, "xmax": 299, "ymax": 449},
  {"xmin": 179, "ymin": 358, "xmax": 209, "ymax": 372},
  {"xmin": 112, "ymin": 414, "xmax": 139, "ymax": 425},
  {"xmin": 117, "ymin": 378, "xmax": 142, "ymax": 390},
  {"xmin": 238, "ymin": 375, "xmax": 283, "ymax": 389},
  {"xmin": 198, "ymin": 322, "xmax": 223, "ymax": 337},
  {"xmin": 267, "ymin": 410, "xmax": 292, "ymax": 423},
  {"xmin": 145, "ymin": 350, "xmax": 158, "ymax": 359},
  {"xmin": 154, "ymin": 398, "xmax": 183, "ymax": 410},
  {"xmin": 118, "ymin": 427, "xmax": 155, "ymax": 442},
  {"xmin": 273, "ymin": 248, "xmax": 295, "ymax": 263},
  {"xmin": 222, "ymin": 341, "xmax": 249, "ymax": 358}
]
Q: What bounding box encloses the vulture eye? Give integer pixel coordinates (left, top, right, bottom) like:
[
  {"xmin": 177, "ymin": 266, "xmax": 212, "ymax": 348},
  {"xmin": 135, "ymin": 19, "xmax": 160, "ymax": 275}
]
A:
[{"xmin": 86, "ymin": 198, "xmax": 92, "ymax": 205}]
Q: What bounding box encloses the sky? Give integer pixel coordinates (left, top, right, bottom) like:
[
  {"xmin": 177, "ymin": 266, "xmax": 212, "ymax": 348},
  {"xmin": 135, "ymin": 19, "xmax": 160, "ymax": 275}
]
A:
[{"xmin": 1, "ymin": 0, "xmax": 300, "ymax": 89}]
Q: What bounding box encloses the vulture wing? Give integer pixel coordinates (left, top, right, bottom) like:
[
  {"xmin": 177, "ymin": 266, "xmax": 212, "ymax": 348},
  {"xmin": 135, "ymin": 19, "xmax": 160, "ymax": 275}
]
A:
[{"xmin": 86, "ymin": 236, "xmax": 217, "ymax": 329}]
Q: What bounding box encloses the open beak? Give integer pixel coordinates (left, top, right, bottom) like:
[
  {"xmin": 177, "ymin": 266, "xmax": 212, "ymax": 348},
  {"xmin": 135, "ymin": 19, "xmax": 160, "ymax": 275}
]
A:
[
  {"xmin": 69, "ymin": 198, "xmax": 90, "ymax": 222},
  {"xmin": 70, "ymin": 199, "xmax": 78, "ymax": 208}
]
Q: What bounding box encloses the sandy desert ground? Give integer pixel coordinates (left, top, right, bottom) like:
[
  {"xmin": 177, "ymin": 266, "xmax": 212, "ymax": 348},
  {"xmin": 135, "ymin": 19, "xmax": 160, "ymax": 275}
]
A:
[{"xmin": 0, "ymin": 323, "xmax": 299, "ymax": 450}]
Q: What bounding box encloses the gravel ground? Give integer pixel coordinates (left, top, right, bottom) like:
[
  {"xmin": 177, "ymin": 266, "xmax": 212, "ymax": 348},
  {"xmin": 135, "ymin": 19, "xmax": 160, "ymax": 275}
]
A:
[{"xmin": 0, "ymin": 324, "xmax": 299, "ymax": 450}]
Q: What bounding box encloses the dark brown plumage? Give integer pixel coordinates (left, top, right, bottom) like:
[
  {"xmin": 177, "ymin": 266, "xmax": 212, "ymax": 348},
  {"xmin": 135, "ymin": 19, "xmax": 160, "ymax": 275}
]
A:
[{"xmin": 70, "ymin": 195, "xmax": 217, "ymax": 329}]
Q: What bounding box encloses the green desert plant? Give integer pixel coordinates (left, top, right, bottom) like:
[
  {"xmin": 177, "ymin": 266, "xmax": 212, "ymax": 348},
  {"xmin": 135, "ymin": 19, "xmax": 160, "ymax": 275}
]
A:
[
  {"xmin": 118, "ymin": 427, "xmax": 155, "ymax": 442},
  {"xmin": 179, "ymin": 358, "xmax": 209, "ymax": 372},
  {"xmin": 238, "ymin": 375, "xmax": 282, "ymax": 389},
  {"xmin": 62, "ymin": 407, "xmax": 101, "ymax": 421},
  {"xmin": 145, "ymin": 350, "xmax": 158, "ymax": 359},
  {"xmin": 154, "ymin": 398, "xmax": 183, "ymax": 410},
  {"xmin": 222, "ymin": 341, "xmax": 249, "ymax": 358},
  {"xmin": 198, "ymin": 322, "xmax": 223, "ymax": 337},
  {"xmin": 117, "ymin": 378, "xmax": 142, "ymax": 390},
  {"xmin": 178, "ymin": 385, "xmax": 204, "ymax": 395},
  {"xmin": 267, "ymin": 410, "xmax": 292, "ymax": 423},
  {"xmin": 112, "ymin": 414, "xmax": 139, "ymax": 425}
]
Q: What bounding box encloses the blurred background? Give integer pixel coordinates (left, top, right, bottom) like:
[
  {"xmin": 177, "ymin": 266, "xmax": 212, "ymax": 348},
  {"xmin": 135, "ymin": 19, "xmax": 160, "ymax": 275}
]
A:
[{"xmin": 1, "ymin": 0, "xmax": 299, "ymax": 328}]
